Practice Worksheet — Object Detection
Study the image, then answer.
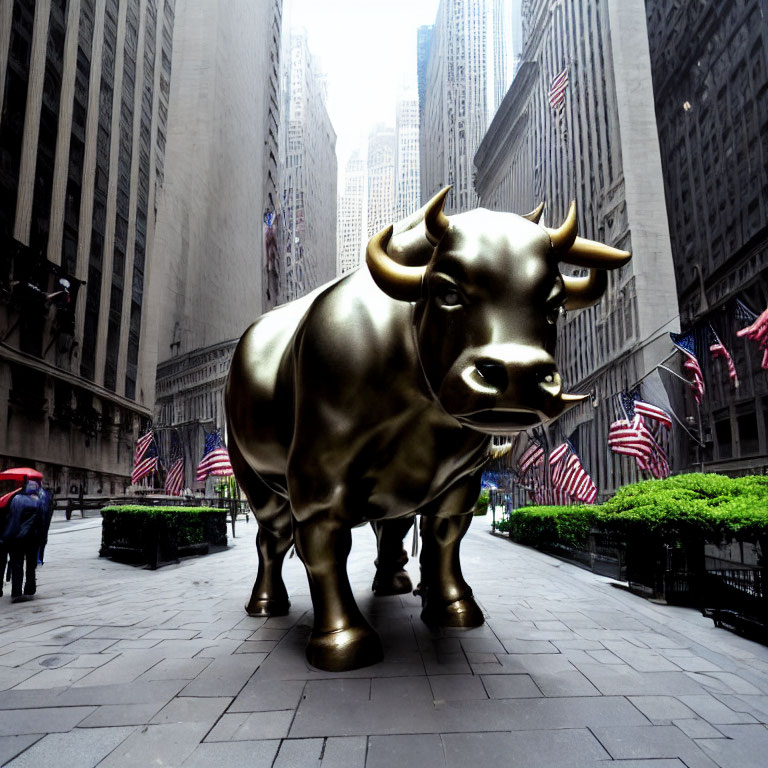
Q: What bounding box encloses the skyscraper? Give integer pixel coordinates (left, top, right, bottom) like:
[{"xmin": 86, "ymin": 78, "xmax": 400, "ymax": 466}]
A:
[
  {"xmin": 367, "ymin": 124, "xmax": 395, "ymax": 238},
  {"xmin": 474, "ymin": 0, "xmax": 679, "ymax": 494},
  {"xmin": 337, "ymin": 150, "xmax": 366, "ymax": 275},
  {"xmin": 646, "ymin": 0, "xmax": 768, "ymax": 472},
  {"xmin": 421, "ymin": 0, "xmax": 512, "ymax": 213},
  {"xmin": 0, "ymin": 0, "xmax": 175, "ymax": 494},
  {"xmin": 153, "ymin": 0, "xmax": 284, "ymax": 361},
  {"xmin": 394, "ymin": 91, "xmax": 420, "ymax": 222},
  {"xmin": 280, "ymin": 29, "xmax": 337, "ymax": 302},
  {"xmin": 152, "ymin": 0, "xmax": 284, "ymax": 475}
]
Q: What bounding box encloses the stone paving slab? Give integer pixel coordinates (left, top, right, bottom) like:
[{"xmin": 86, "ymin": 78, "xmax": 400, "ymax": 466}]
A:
[{"xmin": 1, "ymin": 517, "xmax": 768, "ymax": 766}]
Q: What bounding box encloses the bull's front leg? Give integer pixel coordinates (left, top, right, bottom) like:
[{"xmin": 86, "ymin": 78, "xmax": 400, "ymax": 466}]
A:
[
  {"xmin": 418, "ymin": 473, "xmax": 484, "ymax": 628},
  {"xmin": 293, "ymin": 513, "xmax": 383, "ymax": 671}
]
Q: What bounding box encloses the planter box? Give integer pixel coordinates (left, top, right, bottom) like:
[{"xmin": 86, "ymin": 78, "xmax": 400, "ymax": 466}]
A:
[{"xmin": 100, "ymin": 506, "xmax": 228, "ymax": 569}]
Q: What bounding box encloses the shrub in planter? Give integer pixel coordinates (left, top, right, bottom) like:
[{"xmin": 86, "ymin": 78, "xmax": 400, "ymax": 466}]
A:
[
  {"xmin": 474, "ymin": 490, "xmax": 490, "ymax": 516},
  {"xmin": 507, "ymin": 474, "xmax": 768, "ymax": 605},
  {"xmin": 101, "ymin": 506, "xmax": 227, "ymax": 568}
]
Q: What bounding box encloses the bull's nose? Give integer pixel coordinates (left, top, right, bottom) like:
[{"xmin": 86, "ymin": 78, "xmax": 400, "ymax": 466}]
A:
[{"xmin": 475, "ymin": 358, "xmax": 509, "ymax": 392}]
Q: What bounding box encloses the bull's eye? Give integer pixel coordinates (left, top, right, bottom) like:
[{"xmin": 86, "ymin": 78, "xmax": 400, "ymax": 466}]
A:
[
  {"xmin": 432, "ymin": 276, "xmax": 464, "ymax": 309},
  {"xmin": 441, "ymin": 289, "xmax": 460, "ymax": 306}
]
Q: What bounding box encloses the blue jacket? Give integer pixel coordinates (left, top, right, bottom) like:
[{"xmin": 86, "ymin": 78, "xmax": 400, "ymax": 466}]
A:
[{"xmin": 1, "ymin": 482, "xmax": 45, "ymax": 543}]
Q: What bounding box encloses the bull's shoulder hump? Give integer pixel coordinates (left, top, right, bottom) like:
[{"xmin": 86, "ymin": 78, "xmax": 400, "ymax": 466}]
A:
[{"xmin": 298, "ymin": 269, "xmax": 411, "ymax": 356}]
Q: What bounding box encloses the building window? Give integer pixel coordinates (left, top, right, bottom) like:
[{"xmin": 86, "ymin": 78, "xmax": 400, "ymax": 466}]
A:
[
  {"xmin": 714, "ymin": 409, "xmax": 732, "ymax": 460},
  {"xmin": 736, "ymin": 406, "xmax": 759, "ymax": 456}
]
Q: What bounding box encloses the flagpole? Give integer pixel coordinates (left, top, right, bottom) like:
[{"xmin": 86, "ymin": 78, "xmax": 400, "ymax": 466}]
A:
[{"xmin": 695, "ymin": 400, "xmax": 705, "ymax": 472}]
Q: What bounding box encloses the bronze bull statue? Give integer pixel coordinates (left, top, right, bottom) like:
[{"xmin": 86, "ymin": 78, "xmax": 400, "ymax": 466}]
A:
[{"xmin": 225, "ymin": 188, "xmax": 630, "ymax": 671}]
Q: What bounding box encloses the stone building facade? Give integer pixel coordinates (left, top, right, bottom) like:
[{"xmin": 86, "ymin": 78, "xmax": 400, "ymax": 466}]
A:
[
  {"xmin": 474, "ymin": 0, "xmax": 679, "ymax": 496},
  {"xmin": 645, "ymin": 0, "xmax": 768, "ymax": 474},
  {"xmin": 154, "ymin": 338, "xmax": 236, "ymax": 490},
  {"xmin": 280, "ymin": 29, "xmax": 337, "ymax": 302},
  {"xmin": 0, "ymin": 0, "xmax": 175, "ymax": 495}
]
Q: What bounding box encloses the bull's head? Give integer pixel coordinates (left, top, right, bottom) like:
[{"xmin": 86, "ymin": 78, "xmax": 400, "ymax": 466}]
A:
[{"xmin": 366, "ymin": 187, "xmax": 630, "ymax": 434}]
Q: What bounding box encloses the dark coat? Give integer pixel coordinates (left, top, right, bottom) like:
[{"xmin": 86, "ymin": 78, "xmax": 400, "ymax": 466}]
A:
[{"xmin": 1, "ymin": 483, "xmax": 44, "ymax": 543}]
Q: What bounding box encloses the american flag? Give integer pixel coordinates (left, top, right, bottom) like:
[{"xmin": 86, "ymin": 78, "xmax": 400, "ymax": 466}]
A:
[
  {"xmin": 549, "ymin": 67, "xmax": 568, "ymax": 110},
  {"xmin": 736, "ymin": 302, "xmax": 768, "ymax": 370},
  {"xmin": 131, "ymin": 432, "xmax": 158, "ymax": 484},
  {"xmin": 558, "ymin": 453, "xmax": 598, "ymax": 504},
  {"xmin": 518, "ymin": 440, "xmax": 545, "ymax": 474},
  {"xmin": 633, "ymin": 399, "xmax": 673, "ymax": 431},
  {"xmin": 608, "ymin": 414, "xmax": 670, "ymax": 479},
  {"xmin": 196, "ymin": 430, "xmax": 233, "ymax": 482},
  {"xmin": 134, "ymin": 430, "xmax": 154, "ymax": 465},
  {"xmin": 735, "ymin": 298, "xmax": 758, "ymax": 324},
  {"xmin": 670, "ymin": 331, "xmax": 705, "ymax": 404},
  {"xmin": 164, "ymin": 457, "xmax": 185, "ymax": 496},
  {"xmin": 709, "ymin": 325, "xmax": 739, "ymax": 388}
]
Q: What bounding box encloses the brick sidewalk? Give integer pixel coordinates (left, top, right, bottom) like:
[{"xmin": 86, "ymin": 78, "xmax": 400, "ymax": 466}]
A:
[{"xmin": 1, "ymin": 516, "xmax": 767, "ymax": 766}]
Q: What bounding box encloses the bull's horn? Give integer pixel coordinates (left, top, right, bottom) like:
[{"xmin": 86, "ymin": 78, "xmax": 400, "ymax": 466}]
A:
[
  {"xmin": 366, "ymin": 225, "xmax": 426, "ymax": 302},
  {"xmin": 424, "ymin": 186, "xmax": 451, "ymax": 246},
  {"xmin": 546, "ymin": 201, "xmax": 578, "ymax": 251},
  {"xmin": 560, "ymin": 392, "xmax": 590, "ymax": 406},
  {"xmin": 563, "ymin": 269, "xmax": 608, "ymax": 310},
  {"xmin": 522, "ymin": 202, "xmax": 544, "ymax": 223},
  {"xmin": 560, "ymin": 237, "xmax": 631, "ymax": 268}
]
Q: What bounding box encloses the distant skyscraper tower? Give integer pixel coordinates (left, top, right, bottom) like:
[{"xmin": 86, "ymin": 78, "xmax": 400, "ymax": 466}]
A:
[
  {"xmin": 281, "ymin": 30, "xmax": 338, "ymax": 302},
  {"xmin": 367, "ymin": 125, "xmax": 395, "ymax": 238},
  {"xmin": 395, "ymin": 92, "xmax": 421, "ymax": 221},
  {"xmin": 421, "ymin": 0, "xmax": 510, "ymax": 213},
  {"xmin": 488, "ymin": 0, "xmax": 516, "ymax": 117},
  {"xmin": 417, "ymin": 25, "xmax": 434, "ymax": 204},
  {"xmin": 337, "ymin": 150, "xmax": 366, "ymax": 275}
]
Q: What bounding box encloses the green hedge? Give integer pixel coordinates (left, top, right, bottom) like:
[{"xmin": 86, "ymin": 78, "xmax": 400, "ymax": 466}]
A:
[
  {"xmin": 101, "ymin": 506, "xmax": 228, "ymax": 567},
  {"xmin": 504, "ymin": 474, "xmax": 768, "ymax": 558}
]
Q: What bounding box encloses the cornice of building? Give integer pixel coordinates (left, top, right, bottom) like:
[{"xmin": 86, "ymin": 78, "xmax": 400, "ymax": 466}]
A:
[
  {"xmin": 156, "ymin": 338, "xmax": 240, "ymax": 379},
  {"xmin": 474, "ymin": 61, "xmax": 539, "ymax": 198},
  {"xmin": 0, "ymin": 342, "xmax": 151, "ymax": 417}
]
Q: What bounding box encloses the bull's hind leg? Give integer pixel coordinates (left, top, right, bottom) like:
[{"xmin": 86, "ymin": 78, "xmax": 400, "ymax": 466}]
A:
[
  {"xmin": 418, "ymin": 474, "xmax": 484, "ymax": 628},
  {"xmin": 229, "ymin": 440, "xmax": 293, "ymax": 617},
  {"xmin": 371, "ymin": 518, "xmax": 414, "ymax": 596},
  {"xmin": 294, "ymin": 516, "xmax": 383, "ymax": 671}
]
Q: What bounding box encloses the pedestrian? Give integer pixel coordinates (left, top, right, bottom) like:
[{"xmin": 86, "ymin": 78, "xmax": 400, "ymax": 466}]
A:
[
  {"xmin": 37, "ymin": 484, "xmax": 54, "ymax": 565},
  {"xmin": 1, "ymin": 478, "xmax": 45, "ymax": 602}
]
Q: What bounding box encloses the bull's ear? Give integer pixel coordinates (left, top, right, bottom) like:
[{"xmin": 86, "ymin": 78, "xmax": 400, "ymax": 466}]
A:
[{"xmin": 366, "ymin": 225, "xmax": 427, "ymax": 302}]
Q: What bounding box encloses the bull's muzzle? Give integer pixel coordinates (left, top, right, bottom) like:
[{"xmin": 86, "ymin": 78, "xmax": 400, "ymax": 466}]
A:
[{"xmin": 443, "ymin": 346, "xmax": 588, "ymax": 430}]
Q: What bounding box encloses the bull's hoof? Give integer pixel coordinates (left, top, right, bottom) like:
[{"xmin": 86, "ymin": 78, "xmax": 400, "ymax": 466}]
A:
[
  {"xmin": 306, "ymin": 624, "xmax": 383, "ymax": 671},
  {"xmin": 245, "ymin": 597, "xmax": 290, "ymax": 617},
  {"xmin": 421, "ymin": 596, "xmax": 484, "ymax": 628},
  {"xmin": 372, "ymin": 568, "xmax": 413, "ymax": 596}
]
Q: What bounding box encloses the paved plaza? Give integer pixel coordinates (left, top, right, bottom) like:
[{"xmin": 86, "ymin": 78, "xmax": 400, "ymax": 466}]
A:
[{"xmin": 1, "ymin": 513, "xmax": 767, "ymax": 767}]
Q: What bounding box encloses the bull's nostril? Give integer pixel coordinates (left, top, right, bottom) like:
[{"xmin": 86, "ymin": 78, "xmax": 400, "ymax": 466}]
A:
[{"xmin": 475, "ymin": 359, "xmax": 509, "ymax": 392}]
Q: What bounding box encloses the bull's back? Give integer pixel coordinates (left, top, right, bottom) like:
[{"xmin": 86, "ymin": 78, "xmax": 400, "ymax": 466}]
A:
[{"xmin": 226, "ymin": 290, "xmax": 320, "ymax": 478}]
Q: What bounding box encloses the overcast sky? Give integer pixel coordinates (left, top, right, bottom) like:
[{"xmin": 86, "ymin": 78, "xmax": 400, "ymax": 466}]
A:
[{"xmin": 286, "ymin": 0, "xmax": 441, "ymax": 174}]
